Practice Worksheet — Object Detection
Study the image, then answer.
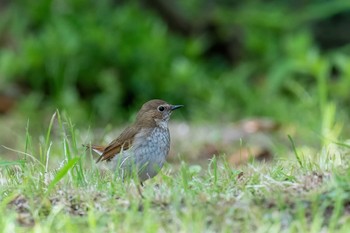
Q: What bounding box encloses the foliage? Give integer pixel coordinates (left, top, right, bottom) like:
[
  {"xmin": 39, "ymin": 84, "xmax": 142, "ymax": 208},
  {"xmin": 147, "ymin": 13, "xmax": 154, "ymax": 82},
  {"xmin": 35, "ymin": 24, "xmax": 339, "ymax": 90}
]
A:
[
  {"xmin": 0, "ymin": 0, "xmax": 350, "ymax": 131},
  {"xmin": 1, "ymin": 1, "xmax": 350, "ymax": 230}
]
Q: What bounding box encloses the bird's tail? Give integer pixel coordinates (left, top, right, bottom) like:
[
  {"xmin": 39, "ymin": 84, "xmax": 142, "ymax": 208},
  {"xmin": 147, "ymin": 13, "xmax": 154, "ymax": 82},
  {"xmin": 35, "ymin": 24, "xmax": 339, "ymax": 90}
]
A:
[{"xmin": 83, "ymin": 144, "xmax": 105, "ymax": 156}]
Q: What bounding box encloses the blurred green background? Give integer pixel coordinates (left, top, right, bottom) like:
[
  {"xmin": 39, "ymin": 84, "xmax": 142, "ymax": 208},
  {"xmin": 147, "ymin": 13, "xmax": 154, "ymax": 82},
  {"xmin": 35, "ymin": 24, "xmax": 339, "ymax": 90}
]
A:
[{"xmin": 1, "ymin": 0, "xmax": 350, "ymax": 140}]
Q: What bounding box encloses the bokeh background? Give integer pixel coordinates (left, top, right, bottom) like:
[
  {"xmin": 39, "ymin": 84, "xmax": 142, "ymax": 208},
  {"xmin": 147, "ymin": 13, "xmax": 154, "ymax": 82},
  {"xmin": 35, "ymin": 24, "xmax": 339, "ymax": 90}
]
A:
[{"xmin": 1, "ymin": 0, "xmax": 350, "ymax": 163}]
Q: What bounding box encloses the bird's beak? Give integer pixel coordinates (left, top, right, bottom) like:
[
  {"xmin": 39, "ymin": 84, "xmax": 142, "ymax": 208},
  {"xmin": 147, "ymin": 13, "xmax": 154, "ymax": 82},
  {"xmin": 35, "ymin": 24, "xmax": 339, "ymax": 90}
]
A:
[{"xmin": 170, "ymin": 105, "xmax": 183, "ymax": 111}]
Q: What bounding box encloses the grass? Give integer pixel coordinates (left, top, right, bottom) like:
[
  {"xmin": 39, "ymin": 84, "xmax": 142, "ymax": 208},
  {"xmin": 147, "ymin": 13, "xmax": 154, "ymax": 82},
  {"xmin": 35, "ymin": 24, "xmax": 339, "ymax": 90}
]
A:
[{"xmin": 1, "ymin": 112, "xmax": 350, "ymax": 233}]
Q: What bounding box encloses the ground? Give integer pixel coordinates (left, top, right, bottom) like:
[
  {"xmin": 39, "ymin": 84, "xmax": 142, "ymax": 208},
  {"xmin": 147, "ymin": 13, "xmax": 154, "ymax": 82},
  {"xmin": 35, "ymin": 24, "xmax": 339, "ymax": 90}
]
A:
[{"xmin": 1, "ymin": 113, "xmax": 350, "ymax": 232}]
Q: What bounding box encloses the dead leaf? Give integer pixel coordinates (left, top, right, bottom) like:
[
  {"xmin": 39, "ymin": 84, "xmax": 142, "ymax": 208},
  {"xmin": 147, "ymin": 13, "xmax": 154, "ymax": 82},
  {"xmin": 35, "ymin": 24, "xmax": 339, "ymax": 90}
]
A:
[
  {"xmin": 228, "ymin": 147, "xmax": 272, "ymax": 165},
  {"xmin": 0, "ymin": 94, "xmax": 16, "ymax": 114},
  {"xmin": 8, "ymin": 194, "xmax": 35, "ymax": 227}
]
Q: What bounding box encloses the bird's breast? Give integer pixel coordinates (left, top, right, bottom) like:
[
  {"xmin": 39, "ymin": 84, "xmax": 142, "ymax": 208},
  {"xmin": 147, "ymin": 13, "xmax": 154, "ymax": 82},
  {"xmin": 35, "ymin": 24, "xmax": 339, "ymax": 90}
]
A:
[
  {"xmin": 134, "ymin": 126, "xmax": 170, "ymax": 159},
  {"xmin": 111, "ymin": 126, "xmax": 170, "ymax": 181}
]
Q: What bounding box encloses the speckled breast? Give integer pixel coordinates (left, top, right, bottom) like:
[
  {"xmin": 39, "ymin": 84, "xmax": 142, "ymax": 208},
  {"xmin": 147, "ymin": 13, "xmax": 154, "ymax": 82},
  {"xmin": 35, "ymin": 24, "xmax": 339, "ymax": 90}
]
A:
[{"xmin": 113, "ymin": 126, "xmax": 170, "ymax": 182}]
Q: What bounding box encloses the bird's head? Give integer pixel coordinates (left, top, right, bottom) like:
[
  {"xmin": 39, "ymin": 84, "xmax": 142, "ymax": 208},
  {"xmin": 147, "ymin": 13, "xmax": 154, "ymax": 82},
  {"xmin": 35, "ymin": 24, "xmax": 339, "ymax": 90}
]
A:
[{"xmin": 135, "ymin": 99, "xmax": 183, "ymax": 128}]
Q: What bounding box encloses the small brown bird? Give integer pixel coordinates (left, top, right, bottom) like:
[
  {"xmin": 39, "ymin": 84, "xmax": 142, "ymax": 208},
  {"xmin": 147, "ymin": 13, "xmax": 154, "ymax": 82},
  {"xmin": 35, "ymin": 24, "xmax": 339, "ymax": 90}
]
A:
[{"xmin": 86, "ymin": 99, "xmax": 183, "ymax": 184}]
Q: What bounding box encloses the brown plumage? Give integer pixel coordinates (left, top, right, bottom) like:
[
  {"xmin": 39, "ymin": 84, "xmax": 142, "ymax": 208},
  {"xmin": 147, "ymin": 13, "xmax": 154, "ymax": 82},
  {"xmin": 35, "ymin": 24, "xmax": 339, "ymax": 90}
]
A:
[{"xmin": 94, "ymin": 126, "xmax": 138, "ymax": 162}]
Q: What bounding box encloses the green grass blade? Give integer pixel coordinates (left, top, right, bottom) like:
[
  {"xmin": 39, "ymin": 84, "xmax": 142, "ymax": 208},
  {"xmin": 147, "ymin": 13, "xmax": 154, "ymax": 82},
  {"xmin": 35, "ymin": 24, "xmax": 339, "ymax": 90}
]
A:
[
  {"xmin": 0, "ymin": 160, "xmax": 26, "ymax": 167},
  {"xmin": 45, "ymin": 111, "xmax": 57, "ymax": 153},
  {"xmin": 288, "ymin": 135, "xmax": 303, "ymax": 168},
  {"xmin": 46, "ymin": 157, "xmax": 79, "ymax": 194},
  {"xmin": 24, "ymin": 119, "xmax": 32, "ymax": 160}
]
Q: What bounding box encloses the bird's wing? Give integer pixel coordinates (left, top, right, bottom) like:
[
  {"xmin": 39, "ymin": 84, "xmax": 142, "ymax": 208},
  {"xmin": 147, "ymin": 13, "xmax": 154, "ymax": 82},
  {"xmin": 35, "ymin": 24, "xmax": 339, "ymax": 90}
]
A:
[{"xmin": 96, "ymin": 126, "xmax": 139, "ymax": 163}]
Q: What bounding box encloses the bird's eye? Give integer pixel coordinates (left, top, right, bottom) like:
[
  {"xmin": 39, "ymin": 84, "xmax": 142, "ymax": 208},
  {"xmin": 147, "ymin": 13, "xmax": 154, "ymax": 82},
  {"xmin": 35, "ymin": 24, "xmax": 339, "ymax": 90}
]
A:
[{"xmin": 158, "ymin": 106, "xmax": 165, "ymax": 112}]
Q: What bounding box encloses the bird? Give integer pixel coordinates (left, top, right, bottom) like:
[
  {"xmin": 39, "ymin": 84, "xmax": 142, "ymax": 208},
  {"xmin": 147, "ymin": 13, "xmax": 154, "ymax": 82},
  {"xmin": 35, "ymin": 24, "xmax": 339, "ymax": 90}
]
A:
[{"xmin": 85, "ymin": 99, "xmax": 183, "ymax": 185}]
